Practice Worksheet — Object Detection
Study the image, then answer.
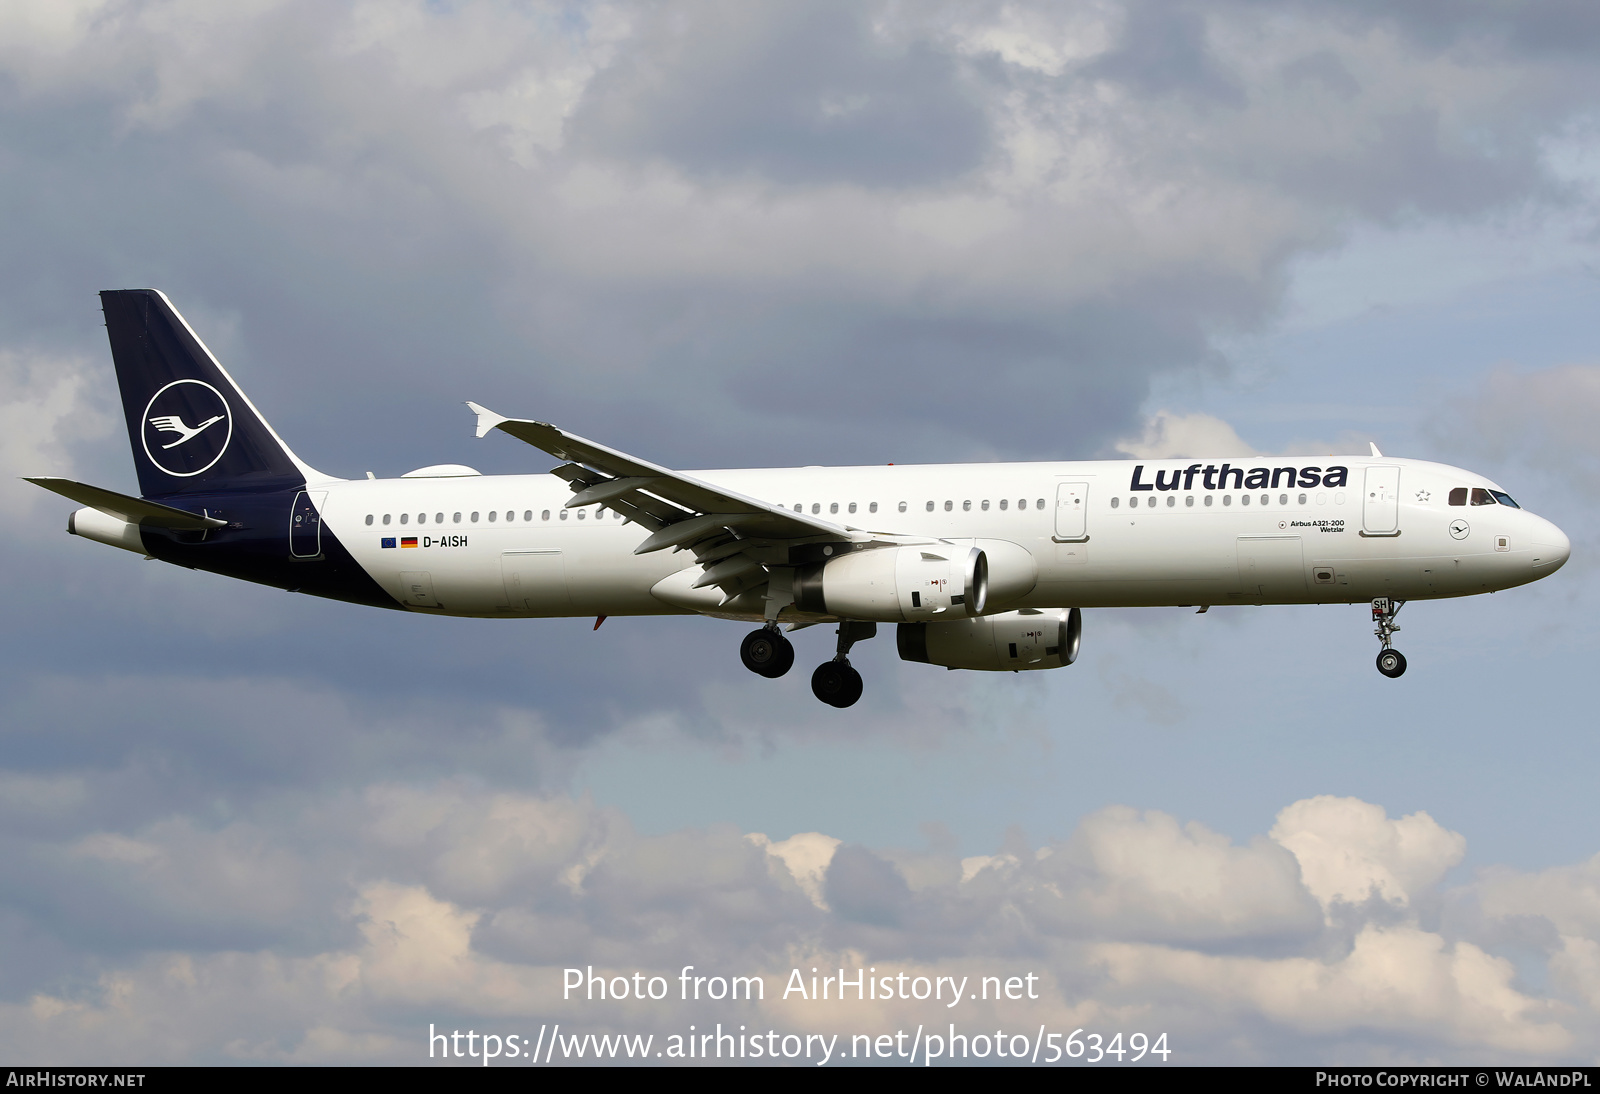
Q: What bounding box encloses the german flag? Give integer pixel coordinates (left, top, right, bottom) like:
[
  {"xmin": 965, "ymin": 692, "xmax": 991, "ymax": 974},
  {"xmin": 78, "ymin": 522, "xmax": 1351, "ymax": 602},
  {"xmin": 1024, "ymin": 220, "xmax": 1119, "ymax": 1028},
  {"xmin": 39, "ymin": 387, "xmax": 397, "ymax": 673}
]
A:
[{"xmin": 401, "ymin": 537, "xmax": 418, "ymax": 548}]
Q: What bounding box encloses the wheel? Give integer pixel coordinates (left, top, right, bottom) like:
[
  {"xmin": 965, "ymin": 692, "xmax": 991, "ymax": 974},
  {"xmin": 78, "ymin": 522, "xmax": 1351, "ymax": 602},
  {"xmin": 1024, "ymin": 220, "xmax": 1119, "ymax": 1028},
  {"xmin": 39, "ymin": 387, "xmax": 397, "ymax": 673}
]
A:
[
  {"xmin": 1376, "ymin": 648, "xmax": 1407, "ymax": 678},
  {"xmin": 740, "ymin": 628, "xmax": 794, "ymax": 678},
  {"xmin": 811, "ymin": 660, "xmax": 863, "ymax": 707}
]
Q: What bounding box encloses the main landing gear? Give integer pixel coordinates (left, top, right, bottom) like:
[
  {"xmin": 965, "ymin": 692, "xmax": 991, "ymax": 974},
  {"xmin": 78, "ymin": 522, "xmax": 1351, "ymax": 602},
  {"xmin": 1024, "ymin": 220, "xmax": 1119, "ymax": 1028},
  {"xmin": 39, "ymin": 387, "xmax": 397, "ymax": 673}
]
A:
[
  {"xmin": 740, "ymin": 625, "xmax": 794, "ymax": 678},
  {"xmin": 739, "ymin": 621, "xmax": 875, "ymax": 707},
  {"xmin": 811, "ymin": 622, "xmax": 875, "ymax": 708},
  {"xmin": 1372, "ymin": 598, "xmax": 1407, "ymax": 678}
]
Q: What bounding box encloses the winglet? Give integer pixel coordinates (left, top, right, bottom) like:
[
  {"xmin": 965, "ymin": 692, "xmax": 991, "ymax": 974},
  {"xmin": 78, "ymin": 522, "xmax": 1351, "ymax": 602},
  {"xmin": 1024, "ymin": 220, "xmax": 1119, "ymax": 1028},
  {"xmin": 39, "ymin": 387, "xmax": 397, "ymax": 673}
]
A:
[
  {"xmin": 466, "ymin": 401, "xmax": 509, "ymax": 440},
  {"xmin": 1369, "ymin": 441, "xmax": 1383, "ymax": 457}
]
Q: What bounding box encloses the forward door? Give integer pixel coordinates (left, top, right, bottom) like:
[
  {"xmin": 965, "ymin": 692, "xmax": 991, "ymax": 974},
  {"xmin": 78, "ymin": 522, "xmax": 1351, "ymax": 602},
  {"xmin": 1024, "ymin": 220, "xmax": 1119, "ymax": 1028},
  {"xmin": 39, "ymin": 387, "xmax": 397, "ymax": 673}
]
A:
[{"xmin": 1362, "ymin": 466, "xmax": 1401, "ymax": 536}]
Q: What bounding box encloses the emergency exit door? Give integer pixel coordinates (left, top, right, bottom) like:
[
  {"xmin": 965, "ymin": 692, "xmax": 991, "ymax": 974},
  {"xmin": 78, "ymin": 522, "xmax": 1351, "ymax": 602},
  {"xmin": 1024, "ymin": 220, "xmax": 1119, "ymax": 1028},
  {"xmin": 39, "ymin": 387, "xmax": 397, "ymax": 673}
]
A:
[{"xmin": 1054, "ymin": 482, "xmax": 1089, "ymax": 541}]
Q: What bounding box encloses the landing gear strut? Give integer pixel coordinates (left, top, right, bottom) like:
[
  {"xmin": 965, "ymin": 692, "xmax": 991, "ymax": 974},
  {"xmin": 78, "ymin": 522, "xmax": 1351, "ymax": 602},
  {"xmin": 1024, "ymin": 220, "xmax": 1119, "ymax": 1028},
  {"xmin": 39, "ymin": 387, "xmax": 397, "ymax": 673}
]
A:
[
  {"xmin": 812, "ymin": 622, "xmax": 875, "ymax": 708},
  {"xmin": 740, "ymin": 626, "xmax": 794, "ymax": 678},
  {"xmin": 1372, "ymin": 598, "xmax": 1407, "ymax": 678}
]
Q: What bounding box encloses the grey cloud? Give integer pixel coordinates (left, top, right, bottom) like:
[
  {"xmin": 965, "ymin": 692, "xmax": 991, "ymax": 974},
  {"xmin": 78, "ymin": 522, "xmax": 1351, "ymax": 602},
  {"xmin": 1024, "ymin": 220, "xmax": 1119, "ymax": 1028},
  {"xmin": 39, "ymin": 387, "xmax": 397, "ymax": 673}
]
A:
[
  {"xmin": 1083, "ymin": 2, "xmax": 1245, "ymax": 106},
  {"xmin": 568, "ymin": 1, "xmax": 991, "ymax": 187}
]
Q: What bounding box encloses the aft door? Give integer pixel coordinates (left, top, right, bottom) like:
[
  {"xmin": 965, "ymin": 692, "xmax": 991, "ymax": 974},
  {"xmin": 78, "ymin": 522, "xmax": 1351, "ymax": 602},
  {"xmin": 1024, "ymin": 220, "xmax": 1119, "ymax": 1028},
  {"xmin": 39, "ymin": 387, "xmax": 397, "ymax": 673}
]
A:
[
  {"xmin": 1362, "ymin": 467, "xmax": 1401, "ymax": 535},
  {"xmin": 289, "ymin": 491, "xmax": 327, "ymax": 558},
  {"xmin": 1054, "ymin": 482, "xmax": 1089, "ymax": 542}
]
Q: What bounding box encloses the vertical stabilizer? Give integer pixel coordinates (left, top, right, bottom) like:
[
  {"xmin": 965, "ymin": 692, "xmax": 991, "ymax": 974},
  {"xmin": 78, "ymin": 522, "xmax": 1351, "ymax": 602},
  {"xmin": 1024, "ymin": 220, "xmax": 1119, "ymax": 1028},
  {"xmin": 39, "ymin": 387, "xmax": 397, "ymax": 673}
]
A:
[{"xmin": 101, "ymin": 289, "xmax": 320, "ymax": 498}]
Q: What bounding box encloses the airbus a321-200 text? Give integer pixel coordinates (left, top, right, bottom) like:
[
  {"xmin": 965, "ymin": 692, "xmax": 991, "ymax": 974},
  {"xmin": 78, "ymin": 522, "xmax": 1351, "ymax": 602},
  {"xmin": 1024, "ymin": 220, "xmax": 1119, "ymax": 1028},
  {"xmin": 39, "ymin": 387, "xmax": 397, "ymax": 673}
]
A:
[{"xmin": 29, "ymin": 290, "xmax": 1572, "ymax": 706}]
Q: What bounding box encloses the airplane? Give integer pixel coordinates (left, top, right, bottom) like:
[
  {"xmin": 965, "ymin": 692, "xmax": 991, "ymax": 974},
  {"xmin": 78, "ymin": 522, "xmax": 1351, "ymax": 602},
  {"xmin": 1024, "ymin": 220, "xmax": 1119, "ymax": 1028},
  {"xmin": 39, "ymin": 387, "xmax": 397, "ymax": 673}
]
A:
[{"xmin": 27, "ymin": 290, "xmax": 1571, "ymax": 707}]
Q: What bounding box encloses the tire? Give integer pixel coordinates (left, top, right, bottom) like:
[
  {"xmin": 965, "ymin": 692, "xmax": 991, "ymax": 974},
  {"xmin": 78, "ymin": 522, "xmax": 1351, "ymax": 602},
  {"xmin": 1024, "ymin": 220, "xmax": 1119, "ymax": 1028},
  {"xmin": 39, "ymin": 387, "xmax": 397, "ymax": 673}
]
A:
[
  {"xmin": 1376, "ymin": 649, "xmax": 1407, "ymax": 678},
  {"xmin": 812, "ymin": 660, "xmax": 863, "ymax": 707},
  {"xmin": 741, "ymin": 628, "xmax": 794, "ymax": 678}
]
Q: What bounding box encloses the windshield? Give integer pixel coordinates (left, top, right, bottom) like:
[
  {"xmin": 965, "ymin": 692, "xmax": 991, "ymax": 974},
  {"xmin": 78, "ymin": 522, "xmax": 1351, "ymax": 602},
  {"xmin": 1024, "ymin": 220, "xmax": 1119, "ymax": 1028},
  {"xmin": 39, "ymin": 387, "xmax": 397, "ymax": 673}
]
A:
[{"xmin": 1490, "ymin": 490, "xmax": 1521, "ymax": 509}]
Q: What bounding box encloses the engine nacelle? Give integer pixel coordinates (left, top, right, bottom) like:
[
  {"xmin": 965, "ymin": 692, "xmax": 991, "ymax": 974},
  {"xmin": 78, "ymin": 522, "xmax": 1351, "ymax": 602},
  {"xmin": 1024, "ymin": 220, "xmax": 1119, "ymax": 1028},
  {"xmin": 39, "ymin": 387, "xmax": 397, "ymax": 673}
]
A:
[
  {"xmin": 898, "ymin": 608, "xmax": 1081, "ymax": 671},
  {"xmin": 795, "ymin": 544, "xmax": 988, "ymax": 622}
]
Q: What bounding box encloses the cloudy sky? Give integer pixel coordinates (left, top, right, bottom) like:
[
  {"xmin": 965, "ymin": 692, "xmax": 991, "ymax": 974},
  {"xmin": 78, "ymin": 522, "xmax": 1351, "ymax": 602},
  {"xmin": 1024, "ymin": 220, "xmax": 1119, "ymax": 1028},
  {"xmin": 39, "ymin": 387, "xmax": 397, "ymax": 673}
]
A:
[{"xmin": 4, "ymin": 0, "xmax": 1600, "ymax": 1065}]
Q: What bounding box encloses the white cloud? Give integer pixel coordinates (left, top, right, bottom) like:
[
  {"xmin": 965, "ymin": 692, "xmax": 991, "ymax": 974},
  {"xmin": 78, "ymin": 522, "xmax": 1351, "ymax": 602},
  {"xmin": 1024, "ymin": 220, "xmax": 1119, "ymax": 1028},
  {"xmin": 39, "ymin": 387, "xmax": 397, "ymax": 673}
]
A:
[
  {"xmin": 1271, "ymin": 796, "xmax": 1466, "ymax": 913},
  {"xmin": 1114, "ymin": 410, "xmax": 1258, "ymax": 459},
  {"xmin": 1, "ymin": 787, "xmax": 1592, "ymax": 1064},
  {"xmin": 0, "ymin": 351, "xmax": 115, "ymax": 511}
]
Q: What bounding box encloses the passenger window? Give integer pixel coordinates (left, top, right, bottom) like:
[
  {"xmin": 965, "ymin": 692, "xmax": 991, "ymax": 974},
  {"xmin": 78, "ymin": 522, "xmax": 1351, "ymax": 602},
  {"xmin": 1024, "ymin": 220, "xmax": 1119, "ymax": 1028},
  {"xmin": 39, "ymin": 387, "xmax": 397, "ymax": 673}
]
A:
[
  {"xmin": 1146, "ymin": 497, "xmax": 1155, "ymax": 508},
  {"xmin": 926, "ymin": 501, "xmax": 935, "ymax": 512},
  {"xmin": 364, "ymin": 514, "xmax": 373, "ymax": 526},
  {"xmin": 1261, "ymin": 495, "xmax": 1269, "ymax": 505},
  {"xmin": 1018, "ymin": 499, "xmax": 1027, "ymax": 510},
  {"xmin": 471, "ymin": 511, "xmax": 480, "ymax": 522},
  {"xmin": 436, "ymin": 513, "xmax": 444, "ymax": 524},
  {"xmin": 1449, "ymin": 488, "xmax": 1468, "ymax": 506},
  {"xmin": 488, "ymin": 511, "xmax": 497, "ymax": 522},
  {"xmin": 1297, "ymin": 493, "xmax": 1307, "ymax": 505},
  {"xmin": 848, "ymin": 502, "xmax": 857, "ymax": 514},
  {"xmin": 1223, "ymin": 495, "xmax": 1232, "ymax": 506},
  {"xmin": 541, "ymin": 510, "xmax": 550, "ymax": 521},
  {"xmin": 454, "ymin": 512, "xmax": 462, "ymax": 523},
  {"xmin": 1185, "ymin": 496, "xmax": 1194, "ymax": 507},
  {"xmin": 577, "ymin": 509, "xmax": 586, "ymax": 520},
  {"xmin": 1037, "ymin": 498, "xmax": 1046, "ymax": 510},
  {"xmin": 1111, "ymin": 497, "xmax": 1120, "ymax": 509},
  {"xmin": 559, "ymin": 510, "xmax": 567, "ymax": 520},
  {"xmin": 524, "ymin": 511, "xmax": 532, "ymax": 521},
  {"xmin": 507, "ymin": 511, "xmax": 514, "ymax": 521},
  {"xmin": 944, "ymin": 500, "xmax": 953, "ymax": 511},
  {"xmin": 812, "ymin": 503, "xmax": 821, "ymax": 514},
  {"xmin": 1204, "ymin": 496, "xmax": 1213, "ymax": 507},
  {"xmin": 1241, "ymin": 494, "xmax": 1251, "ymax": 506},
  {"xmin": 1471, "ymin": 488, "xmax": 1496, "ymax": 506},
  {"xmin": 896, "ymin": 501, "xmax": 905, "ymax": 513},
  {"xmin": 962, "ymin": 500, "xmax": 971, "ymax": 511},
  {"xmin": 870, "ymin": 502, "xmax": 879, "ymax": 513},
  {"xmin": 981, "ymin": 499, "xmax": 989, "ymax": 511},
  {"xmin": 1166, "ymin": 496, "xmax": 1175, "ymax": 507},
  {"xmin": 382, "ymin": 514, "xmax": 391, "ymax": 525},
  {"xmin": 400, "ymin": 513, "xmax": 409, "ymax": 524},
  {"xmin": 1278, "ymin": 494, "xmax": 1287, "ymax": 505},
  {"xmin": 999, "ymin": 499, "xmax": 1008, "ymax": 510},
  {"xmin": 417, "ymin": 513, "xmax": 426, "ymax": 524},
  {"xmin": 830, "ymin": 502, "xmax": 838, "ymax": 514}
]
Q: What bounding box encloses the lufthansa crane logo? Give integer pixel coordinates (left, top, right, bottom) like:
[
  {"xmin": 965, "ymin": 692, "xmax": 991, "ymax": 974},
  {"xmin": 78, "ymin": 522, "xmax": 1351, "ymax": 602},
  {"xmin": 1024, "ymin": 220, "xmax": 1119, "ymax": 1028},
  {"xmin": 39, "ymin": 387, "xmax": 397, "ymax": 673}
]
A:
[{"xmin": 141, "ymin": 379, "xmax": 233, "ymax": 477}]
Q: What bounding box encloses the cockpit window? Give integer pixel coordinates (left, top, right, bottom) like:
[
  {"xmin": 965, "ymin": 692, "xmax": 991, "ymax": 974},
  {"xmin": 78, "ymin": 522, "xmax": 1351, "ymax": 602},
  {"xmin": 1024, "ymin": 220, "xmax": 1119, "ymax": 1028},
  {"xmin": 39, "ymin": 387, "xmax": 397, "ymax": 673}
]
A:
[
  {"xmin": 1448, "ymin": 488, "xmax": 1467, "ymax": 506},
  {"xmin": 1490, "ymin": 491, "xmax": 1520, "ymax": 509},
  {"xmin": 1470, "ymin": 488, "xmax": 1496, "ymax": 506}
]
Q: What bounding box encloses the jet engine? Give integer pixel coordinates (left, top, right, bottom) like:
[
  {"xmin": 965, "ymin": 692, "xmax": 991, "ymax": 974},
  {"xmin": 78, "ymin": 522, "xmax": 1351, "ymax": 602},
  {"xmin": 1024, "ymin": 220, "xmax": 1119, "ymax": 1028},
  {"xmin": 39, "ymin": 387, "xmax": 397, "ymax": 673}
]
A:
[
  {"xmin": 897, "ymin": 608, "xmax": 1081, "ymax": 671},
  {"xmin": 794, "ymin": 543, "xmax": 983, "ymax": 621},
  {"xmin": 793, "ymin": 540, "xmax": 1038, "ymax": 623}
]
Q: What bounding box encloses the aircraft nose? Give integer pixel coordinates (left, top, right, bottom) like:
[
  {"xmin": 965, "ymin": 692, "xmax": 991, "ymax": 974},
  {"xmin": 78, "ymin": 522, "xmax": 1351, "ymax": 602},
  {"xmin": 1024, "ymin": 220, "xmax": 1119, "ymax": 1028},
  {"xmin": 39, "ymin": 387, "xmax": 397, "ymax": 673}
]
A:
[{"xmin": 1531, "ymin": 519, "xmax": 1571, "ymax": 573}]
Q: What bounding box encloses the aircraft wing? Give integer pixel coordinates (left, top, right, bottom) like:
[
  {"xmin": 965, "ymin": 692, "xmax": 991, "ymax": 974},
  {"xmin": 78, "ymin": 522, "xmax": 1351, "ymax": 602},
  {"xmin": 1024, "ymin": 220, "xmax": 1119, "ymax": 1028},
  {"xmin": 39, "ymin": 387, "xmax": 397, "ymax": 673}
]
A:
[
  {"xmin": 467, "ymin": 402, "xmax": 861, "ymax": 604},
  {"xmin": 25, "ymin": 477, "xmax": 227, "ymax": 530}
]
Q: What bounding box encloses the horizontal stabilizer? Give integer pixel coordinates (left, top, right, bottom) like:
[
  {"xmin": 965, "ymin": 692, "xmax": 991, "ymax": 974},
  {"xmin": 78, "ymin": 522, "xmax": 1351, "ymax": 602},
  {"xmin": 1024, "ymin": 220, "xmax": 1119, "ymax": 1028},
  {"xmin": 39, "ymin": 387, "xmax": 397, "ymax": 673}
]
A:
[{"xmin": 24, "ymin": 477, "xmax": 225, "ymax": 530}]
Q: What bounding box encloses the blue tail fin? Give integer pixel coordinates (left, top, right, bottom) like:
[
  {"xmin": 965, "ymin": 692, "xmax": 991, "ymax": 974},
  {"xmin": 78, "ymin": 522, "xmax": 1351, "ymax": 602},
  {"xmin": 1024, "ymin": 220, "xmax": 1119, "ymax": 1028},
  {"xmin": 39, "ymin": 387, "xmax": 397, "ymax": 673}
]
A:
[{"xmin": 101, "ymin": 289, "xmax": 312, "ymax": 498}]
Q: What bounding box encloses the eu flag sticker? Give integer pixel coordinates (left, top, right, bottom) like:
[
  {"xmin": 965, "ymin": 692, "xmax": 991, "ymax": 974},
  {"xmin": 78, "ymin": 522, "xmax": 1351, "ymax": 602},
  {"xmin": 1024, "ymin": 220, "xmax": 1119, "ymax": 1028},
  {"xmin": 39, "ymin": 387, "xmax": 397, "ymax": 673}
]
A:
[{"xmin": 381, "ymin": 537, "xmax": 396, "ymax": 548}]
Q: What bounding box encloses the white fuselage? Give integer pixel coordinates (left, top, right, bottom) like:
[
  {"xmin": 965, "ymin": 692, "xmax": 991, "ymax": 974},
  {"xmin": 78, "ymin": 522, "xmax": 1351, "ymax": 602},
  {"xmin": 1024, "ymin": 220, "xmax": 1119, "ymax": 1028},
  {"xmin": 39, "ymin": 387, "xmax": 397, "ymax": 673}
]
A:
[{"xmin": 317, "ymin": 456, "xmax": 1569, "ymax": 619}]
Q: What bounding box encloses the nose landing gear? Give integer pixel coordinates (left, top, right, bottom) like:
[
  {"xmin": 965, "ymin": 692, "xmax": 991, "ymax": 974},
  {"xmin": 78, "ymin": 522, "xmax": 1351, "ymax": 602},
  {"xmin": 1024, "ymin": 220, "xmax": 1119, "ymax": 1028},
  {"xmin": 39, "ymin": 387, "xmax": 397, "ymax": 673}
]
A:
[
  {"xmin": 811, "ymin": 621, "xmax": 876, "ymax": 708},
  {"xmin": 740, "ymin": 626, "xmax": 795, "ymax": 678},
  {"xmin": 1372, "ymin": 598, "xmax": 1407, "ymax": 678}
]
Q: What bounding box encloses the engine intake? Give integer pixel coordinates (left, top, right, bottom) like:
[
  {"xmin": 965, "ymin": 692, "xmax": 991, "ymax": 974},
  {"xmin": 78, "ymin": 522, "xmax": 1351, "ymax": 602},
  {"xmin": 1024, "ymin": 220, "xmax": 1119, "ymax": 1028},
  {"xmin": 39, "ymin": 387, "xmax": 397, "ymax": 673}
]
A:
[{"xmin": 898, "ymin": 608, "xmax": 1081, "ymax": 671}]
